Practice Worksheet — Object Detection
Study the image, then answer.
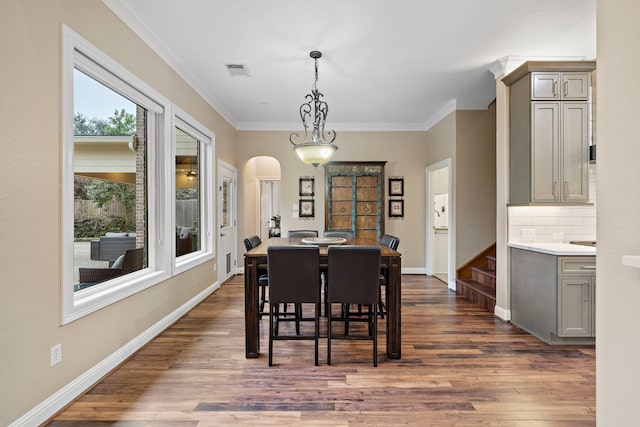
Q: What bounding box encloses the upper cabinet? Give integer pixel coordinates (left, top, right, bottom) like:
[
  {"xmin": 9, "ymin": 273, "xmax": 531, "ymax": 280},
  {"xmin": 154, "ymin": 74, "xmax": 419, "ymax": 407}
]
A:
[
  {"xmin": 503, "ymin": 61, "xmax": 596, "ymax": 205},
  {"xmin": 531, "ymin": 72, "xmax": 590, "ymax": 100}
]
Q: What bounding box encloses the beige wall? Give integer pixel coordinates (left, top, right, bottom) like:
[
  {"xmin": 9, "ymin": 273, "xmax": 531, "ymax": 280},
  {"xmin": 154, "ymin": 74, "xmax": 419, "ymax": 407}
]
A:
[
  {"xmin": 0, "ymin": 1, "xmax": 235, "ymax": 424},
  {"xmin": 455, "ymin": 105, "xmax": 497, "ymax": 266},
  {"xmin": 236, "ymin": 130, "xmax": 433, "ymax": 269},
  {"xmin": 596, "ymin": 0, "xmax": 640, "ymax": 424}
]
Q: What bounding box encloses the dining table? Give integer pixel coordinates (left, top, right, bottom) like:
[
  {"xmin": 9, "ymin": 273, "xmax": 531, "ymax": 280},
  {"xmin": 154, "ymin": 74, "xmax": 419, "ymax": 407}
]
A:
[{"xmin": 243, "ymin": 236, "xmax": 402, "ymax": 359}]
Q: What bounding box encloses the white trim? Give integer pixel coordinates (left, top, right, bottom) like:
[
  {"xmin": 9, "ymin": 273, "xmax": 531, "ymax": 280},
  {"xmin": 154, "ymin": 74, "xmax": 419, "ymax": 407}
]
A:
[
  {"xmin": 62, "ymin": 25, "xmax": 172, "ymax": 324},
  {"xmin": 402, "ymin": 267, "xmax": 426, "ymax": 275},
  {"xmin": 102, "ymin": 0, "xmax": 237, "ymax": 128},
  {"xmin": 490, "ymin": 55, "xmax": 589, "ymax": 79},
  {"xmin": 172, "ymin": 106, "xmax": 216, "ymax": 275},
  {"xmin": 9, "ymin": 280, "xmax": 220, "ymax": 427},
  {"xmin": 494, "ymin": 304, "xmax": 511, "ymax": 321},
  {"xmin": 426, "ymin": 159, "xmax": 455, "ymax": 291}
]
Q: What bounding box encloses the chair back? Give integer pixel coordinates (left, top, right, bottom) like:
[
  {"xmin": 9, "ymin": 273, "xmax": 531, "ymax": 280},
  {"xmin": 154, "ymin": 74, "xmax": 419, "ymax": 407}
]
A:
[
  {"xmin": 288, "ymin": 229, "xmax": 318, "ymax": 238},
  {"xmin": 327, "ymin": 246, "xmax": 381, "ymax": 304},
  {"xmin": 121, "ymin": 247, "xmax": 144, "ymax": 274},
  {"xmin": 243, "ymin": 235, "xmax": 262, "ymax": 251},
  {"xmin": 380, "ymin": 234, "xmax": 400, "ymax": 251},
  {"xmin": 267, "ymin": 246, "xmax": 320, "ymax": 304},
  {"xmin": 323, "ymin": 230, "xmax": 354, "ymax": 239}
]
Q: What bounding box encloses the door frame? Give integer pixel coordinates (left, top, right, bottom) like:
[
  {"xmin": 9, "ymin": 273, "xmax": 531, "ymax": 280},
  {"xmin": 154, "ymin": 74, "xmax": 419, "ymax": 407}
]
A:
[
  {"xmin": 426, "ymin": 158, "xmax": 455, "ymax": 290},
  {"xmin": 255, "ymin": 177, "xmax": 281, "ymax": 241},
  {"xmin": 217, "ymin": 159, "xmax": 238, "ymax": 283}
]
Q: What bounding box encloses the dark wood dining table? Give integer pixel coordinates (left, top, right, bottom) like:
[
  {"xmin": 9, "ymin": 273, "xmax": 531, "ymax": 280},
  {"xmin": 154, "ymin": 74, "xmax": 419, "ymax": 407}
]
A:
[{"xmin": 244, "ymin": 237, "xmax": 402, "ymax": 359}]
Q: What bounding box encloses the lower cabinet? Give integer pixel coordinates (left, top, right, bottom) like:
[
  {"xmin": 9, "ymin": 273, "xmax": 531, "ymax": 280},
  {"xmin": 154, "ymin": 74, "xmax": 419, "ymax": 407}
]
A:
[{"xmin": 510, "ymin": 247, "xmax": 595, "ymax": 344}]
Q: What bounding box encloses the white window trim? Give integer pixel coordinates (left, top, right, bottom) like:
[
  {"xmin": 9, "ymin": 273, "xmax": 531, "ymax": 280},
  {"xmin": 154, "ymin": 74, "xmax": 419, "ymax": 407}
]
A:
[
  {"xmin": 61, "ymin": 25, "xmax": 173, "ymax": 324},
  {"xmin": 172, "ymin": 106, "xmax": 216, "ymax": 274}
]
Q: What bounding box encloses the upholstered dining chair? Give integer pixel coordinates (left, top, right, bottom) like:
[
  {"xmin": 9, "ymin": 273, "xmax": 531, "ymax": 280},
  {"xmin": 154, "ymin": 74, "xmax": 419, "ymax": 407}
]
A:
[
  {"xmin": 378, "ymin": 234, "xmax": 400, "ymax": 318},
  {"xmin": 288, "ymin": 229, "xmax": 319, "ymax": 238},
  {"xmin": 267, "ymin": 246, "xmax": 321, "ymax": 366},
  {"xmin": 327, "ymin": 246, "xmax": 381, "ymax": 367},
  {"xmin": 243, "ymin": 235, "xmax": 269, "ymax": 318}
]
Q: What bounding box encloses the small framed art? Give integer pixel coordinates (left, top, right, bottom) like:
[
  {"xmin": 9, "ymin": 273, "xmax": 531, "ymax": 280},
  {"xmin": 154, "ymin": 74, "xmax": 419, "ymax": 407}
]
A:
[
  {"xmin": 389, "ymin": 199, "xmax": 404, "ymax": 218},
  {"xmin": 299, "ymin": 177, "xmax": 315, "ymax": 197},
  {"xmin": 299, "ymin": 199, "xmax": 315, "ymax": 218},
  {"xmin": 389, "ymin": 177, "xmax": 404, "ymax": 196}
]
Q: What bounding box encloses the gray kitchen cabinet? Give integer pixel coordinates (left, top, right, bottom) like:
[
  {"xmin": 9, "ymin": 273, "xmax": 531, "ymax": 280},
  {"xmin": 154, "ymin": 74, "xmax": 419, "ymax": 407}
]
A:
[
  {"xmin": 510, "ymin": 247, "xmax": 595, "ymax": 344},
  {"xmin": 557, "ymin": 256, "xmax": 596, "ymax": 337},
  {"xmin": 504, "ymin": 61, "xmax": 595, "ymax": 205},
  {"xmin": 531, "ymin": 72, "xmax": 590, "ymax": 100}
]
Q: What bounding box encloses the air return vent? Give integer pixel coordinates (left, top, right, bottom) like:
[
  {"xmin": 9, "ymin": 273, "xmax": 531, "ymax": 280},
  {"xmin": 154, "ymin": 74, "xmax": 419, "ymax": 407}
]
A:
[{"xmin": 225, "ymin": 64, "xmax": 250, "ymax": 77}]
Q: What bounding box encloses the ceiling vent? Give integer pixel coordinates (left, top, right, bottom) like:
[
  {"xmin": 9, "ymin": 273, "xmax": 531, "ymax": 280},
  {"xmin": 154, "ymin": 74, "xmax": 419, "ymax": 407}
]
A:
[{"xmin": 225, "ymin": 64, "xmax": 250, "ymax": 77}]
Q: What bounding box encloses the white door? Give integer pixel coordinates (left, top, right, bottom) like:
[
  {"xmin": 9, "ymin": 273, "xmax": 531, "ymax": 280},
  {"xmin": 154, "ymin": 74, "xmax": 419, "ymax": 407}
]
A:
[{"xmin": 217, "ymin": 160, "xmax": 237, "ymax": 283}]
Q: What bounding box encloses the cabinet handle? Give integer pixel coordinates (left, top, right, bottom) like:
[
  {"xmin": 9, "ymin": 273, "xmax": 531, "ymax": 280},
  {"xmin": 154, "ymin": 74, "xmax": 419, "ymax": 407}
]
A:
[
  {"xmin": 581, "ymin": 265, "xmax": 596, "ymax": 270},
  {"xmin": 564, "ymin": 81, "xmax": 569, "ymax": 97},
  {"xmin": 564, "ymin": 181, "xmax": 569, "ymax": 197},
  {"xmin": 583, "ymin": 282, "xmax": 589, "ymax": 302},
  {"xmin": 553, "ymin": 81, "xmax": 559, "ymax": 97},
  {"xmin": 553, "ymin": 181, "xmax": 559, "ymax": 199}
]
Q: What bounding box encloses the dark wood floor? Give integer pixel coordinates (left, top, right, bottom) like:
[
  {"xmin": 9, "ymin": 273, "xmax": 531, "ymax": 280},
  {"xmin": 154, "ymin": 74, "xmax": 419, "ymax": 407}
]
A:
[{"xmin": 47, "ymin": 274, "xmax": 595, "ymax": 426}]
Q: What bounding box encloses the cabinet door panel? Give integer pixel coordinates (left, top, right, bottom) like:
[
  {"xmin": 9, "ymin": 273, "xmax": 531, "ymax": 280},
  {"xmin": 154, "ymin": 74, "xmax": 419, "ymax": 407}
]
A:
[
  {"xmin": 562, "ymin": 73, "xmax": 589, "ymax": 100},
  {"xmin": 558, "ymin": 277, "xmax": 592, "ymax": 337},
  {"xmin": 561, "ymin": 103, "xmax": 589, "ymax": 203},
  {"xmin": 531, "ymin": 103, "xmax": 560, "ymax": 202},
  {"xmin": 532, "ymin": 73, "xmax": 560, "ymax": 99}
]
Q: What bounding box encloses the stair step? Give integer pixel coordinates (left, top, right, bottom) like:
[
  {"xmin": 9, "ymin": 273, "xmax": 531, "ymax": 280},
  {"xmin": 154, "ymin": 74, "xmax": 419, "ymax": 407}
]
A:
[
  {"xmin": 471, "ymin": 266, "xmax": 496, "ymax": 288},
  {"xmin": 456, "ymin": 279, "xmax": 496, "ymax": 313},
  {"xmin": 487, "ymin": 256, "xmax": 496, "ymax": 270}
]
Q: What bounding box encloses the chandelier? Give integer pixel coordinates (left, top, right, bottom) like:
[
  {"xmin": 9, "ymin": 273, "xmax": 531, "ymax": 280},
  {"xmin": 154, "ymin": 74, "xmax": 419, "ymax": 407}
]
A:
[{"xmin": 289, "ymin": 51, "xmax": 337, "ymax": 167}]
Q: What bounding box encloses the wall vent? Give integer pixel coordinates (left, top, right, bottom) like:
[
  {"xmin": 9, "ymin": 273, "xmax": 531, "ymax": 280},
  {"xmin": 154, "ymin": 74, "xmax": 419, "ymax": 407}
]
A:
[{"xmin": 225, "ymin": 64, "xmax": 250, "ymax": 77}]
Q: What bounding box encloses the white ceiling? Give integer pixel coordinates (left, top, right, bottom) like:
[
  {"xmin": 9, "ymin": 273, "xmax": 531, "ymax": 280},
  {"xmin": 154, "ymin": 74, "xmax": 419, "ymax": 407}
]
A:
[{"xmin": 104, "ymin": 0, "xmax": 596, "ymax": 131}]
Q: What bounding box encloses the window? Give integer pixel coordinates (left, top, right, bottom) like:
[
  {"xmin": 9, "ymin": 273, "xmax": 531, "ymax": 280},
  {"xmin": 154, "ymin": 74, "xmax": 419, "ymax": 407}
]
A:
[
  {"xmin": 173, "ymin": 107, "xmax": 215, "ymax": 274},
  {"xmin": 62, "ymin": 26, "xmax": 171, "ymax": 323}
]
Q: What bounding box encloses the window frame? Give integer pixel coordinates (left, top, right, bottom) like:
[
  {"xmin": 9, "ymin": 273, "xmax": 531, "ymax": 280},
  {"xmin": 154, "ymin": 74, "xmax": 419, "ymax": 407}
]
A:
[
  {"xmin": 61, "ymin": 25, "xmax": 173, "ymax": 324},
  {"xmin": 172, "ymin": 107, "xmax": 216, "ymax": 274}
]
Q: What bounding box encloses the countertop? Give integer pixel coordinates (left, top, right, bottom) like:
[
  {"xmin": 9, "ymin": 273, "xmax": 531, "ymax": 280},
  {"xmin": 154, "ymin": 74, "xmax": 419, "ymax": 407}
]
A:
[{"xmin": 508, "ymin": 242, "xmax": 596, "ymax": 256}]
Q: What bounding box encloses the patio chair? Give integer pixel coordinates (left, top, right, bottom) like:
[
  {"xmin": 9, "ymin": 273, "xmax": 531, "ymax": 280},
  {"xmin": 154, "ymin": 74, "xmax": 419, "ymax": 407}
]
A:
[{"xmin": 78, "ymin": 247, "xmax": 144, "ymax": 285}]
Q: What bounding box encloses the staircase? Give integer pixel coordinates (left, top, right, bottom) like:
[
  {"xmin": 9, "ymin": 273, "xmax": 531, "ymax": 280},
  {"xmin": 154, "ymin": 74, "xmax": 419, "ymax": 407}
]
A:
[{"xmin": 455, "ymin": 245, "xmax": 496, "ymax": 313}]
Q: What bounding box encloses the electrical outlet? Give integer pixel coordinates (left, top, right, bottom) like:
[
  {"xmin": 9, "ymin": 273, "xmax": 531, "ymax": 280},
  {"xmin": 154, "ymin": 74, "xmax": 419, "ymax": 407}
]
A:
[
  {"xmin": 553, "ymin": 232, "xmax": 564, "ymax": 241},
  {"xmin": 50, "ymin": 344, "xmax": 62, "ymax": 366},
  {"xmin": 521, "ymin": 229, "xmax": 536, "ymax": 242}
]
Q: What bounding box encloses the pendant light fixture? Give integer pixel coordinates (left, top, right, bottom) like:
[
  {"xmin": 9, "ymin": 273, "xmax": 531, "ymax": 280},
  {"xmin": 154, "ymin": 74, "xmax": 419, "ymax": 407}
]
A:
[{"xmin": 289, "ymin": 51, "xmax": 337, "ymax": 167}]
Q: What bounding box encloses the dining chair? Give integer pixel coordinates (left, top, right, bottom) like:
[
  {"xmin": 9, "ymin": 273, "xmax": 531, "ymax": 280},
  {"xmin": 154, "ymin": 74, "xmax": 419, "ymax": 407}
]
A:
[
  {"xmin": 323, "ymin": 230, "xmax": 355, "ymax": 239},
  {"xmin": 327, "ymin": 246, "xmax": 381, "ymax": 367},
  {"xmin": 288, "ymin": 229, "xmax": 319, "ymax": 238},
  {"xmin": 243, "ymin": 235, "xmax": 269, "ymax": 318},
  {"xmin": 267, "ymin": 246, "xmax": 321, "ymax": 366},
  {"xmin": 378, "ymin": 234, "xmax": 400, "ymax": 318}
]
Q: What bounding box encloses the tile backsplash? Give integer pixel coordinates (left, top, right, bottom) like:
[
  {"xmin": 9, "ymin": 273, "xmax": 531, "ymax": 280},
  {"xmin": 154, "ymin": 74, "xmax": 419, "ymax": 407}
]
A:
[{"xmin": 508, "ymin": 165, "xmax": 596, "ymax": 243}]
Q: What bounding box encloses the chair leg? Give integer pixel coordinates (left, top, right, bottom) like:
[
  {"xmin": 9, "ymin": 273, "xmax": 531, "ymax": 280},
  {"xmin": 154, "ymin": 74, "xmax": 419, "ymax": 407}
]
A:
[
  {"xmin": 344, "ymin": 304, "xmax": 350, "ymax": 335},
  {"xmin": 295, "ymin": 303, "xmax": 302, "ymax": 336},
  {"xmin": 327, "ymin": 303, "xmax": 332, "ymax": 365},
  {"xmin": 373, "ymin": 303, "xmax": 378, "ymax": 367},
  {"xmin": 314, "ymin": 302, "xmax": 319, "ymax": 366},
  {"xmin": 268, "ymin": 304, "xmax": 274, "ymax": 366},
  {"xmin": 259, "ymin": 283, "xmax": 266, "ymax": 319}
]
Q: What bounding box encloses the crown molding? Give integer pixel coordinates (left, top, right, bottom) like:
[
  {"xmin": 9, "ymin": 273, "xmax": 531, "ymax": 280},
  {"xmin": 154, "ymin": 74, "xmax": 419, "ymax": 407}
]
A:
[
  {"xmin": 490, "ymin": 55, "xmax": 590, "ymax": 79},
  {"xmin": 102, "ymin": 0, "xmax": 239, "ymax": 128}
]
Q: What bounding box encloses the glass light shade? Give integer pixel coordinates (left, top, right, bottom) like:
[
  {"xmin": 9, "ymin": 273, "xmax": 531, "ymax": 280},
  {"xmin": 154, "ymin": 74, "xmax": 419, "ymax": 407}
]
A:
[{"xmin": 294, "ymin": 143, "xmax": 337, "ymax": 167}]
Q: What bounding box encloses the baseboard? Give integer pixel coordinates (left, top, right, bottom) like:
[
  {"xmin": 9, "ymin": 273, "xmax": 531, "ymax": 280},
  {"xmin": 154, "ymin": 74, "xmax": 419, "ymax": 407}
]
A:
[
  {"xmin": 494, "ymin": 304, "xmax": 511, "ymax": 321},
  {"xmin": 401, "ymin": 267, "xmax": 426, "ymax": 275},
  {"xmin": 10, "ymin": 280, "xmax": 221, "ymax": 427}
]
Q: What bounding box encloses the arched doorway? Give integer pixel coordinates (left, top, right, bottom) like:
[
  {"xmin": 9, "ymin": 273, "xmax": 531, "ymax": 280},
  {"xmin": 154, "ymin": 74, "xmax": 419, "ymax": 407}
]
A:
[{"xmin": 243, "ymin": 156, "xmax": 282, "ymax": 242}]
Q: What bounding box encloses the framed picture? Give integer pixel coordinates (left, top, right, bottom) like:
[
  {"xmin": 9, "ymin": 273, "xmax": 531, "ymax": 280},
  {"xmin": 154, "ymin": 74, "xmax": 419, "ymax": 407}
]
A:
[
  {"xmin": 299, "ymin": 177, "xmax": 315, "ymax": 197},
  {"xmin": 389, "ymin": 178, "xmax": 404, "ymax": 196},
  {"xmin": 389, "ymin": 199, "xmax": 404, "ymax": 218},
  {"xmin": 299, "ymin": 199, "xmax": 315, "ymax": 217}
]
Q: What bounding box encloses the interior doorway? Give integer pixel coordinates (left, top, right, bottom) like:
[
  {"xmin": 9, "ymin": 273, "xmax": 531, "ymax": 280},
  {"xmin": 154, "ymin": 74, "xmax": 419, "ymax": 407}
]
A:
[
  {"xmin": 243, "ymin": 156, "xmax": 281, "ymax": 244},
  {"xmin": 426, "ymin": 159, "xmax": 454, "ymax": 290}
]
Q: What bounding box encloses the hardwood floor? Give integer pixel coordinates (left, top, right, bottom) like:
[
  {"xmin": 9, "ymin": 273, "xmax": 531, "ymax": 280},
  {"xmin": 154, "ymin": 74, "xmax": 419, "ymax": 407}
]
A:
[{"xmin": 47, "ymin": 274, "xmax": 595, "ymax": 426}]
